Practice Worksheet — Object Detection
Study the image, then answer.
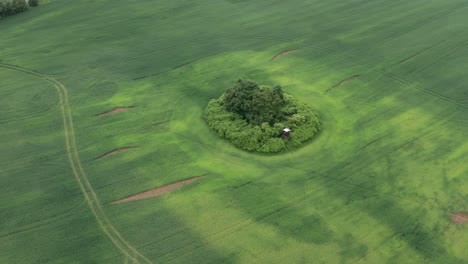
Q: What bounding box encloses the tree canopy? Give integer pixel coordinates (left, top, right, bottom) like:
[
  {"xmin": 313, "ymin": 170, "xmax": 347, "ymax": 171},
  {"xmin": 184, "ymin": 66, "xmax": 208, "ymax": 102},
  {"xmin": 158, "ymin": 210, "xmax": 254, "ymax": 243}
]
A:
[
  {"xmin": 223, "ymin": 79, "xmax": 286, "ymax": 125},
  {"xmin": 204, "ymin": 79, "xmax": 321, "ymax": 153}
]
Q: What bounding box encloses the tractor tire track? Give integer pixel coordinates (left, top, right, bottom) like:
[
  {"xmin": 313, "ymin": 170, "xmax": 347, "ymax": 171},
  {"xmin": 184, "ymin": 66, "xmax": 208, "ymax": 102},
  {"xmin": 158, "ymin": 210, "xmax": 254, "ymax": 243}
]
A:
[
  {"xmin": 413, "ymin": 38, "xmax": 468, "ymax": 75},
  {"xmin": 398, "ymin": 39, "xmax": 449, "ymax": 64},
  {"xmin": 0, "ymin": 63, "xmax": 152, "ymax": 264},
  {"xmin": 330, "ymin": 46, "xmax": 468, "ymax": 109},
  {"xmin": 256, "ymin": 35, "xmax": 468, "ymax": 109},
  {"xmin": 214, "ymin": 34, "xmax": 467, "ymax": 110},
  {"xmin": 0, "ymin": 202, "xmax": 86, "ymax": 239},
  {"xmin": 374, "ymin": 2, "xmax": 468, "ymax": 46}
]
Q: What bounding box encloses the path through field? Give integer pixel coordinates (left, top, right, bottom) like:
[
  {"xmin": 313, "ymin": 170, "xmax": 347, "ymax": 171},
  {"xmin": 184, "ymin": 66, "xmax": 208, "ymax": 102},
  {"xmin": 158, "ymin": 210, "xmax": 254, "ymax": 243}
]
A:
[{"xmin": 0, "ymin": 63, "xmax": 152, "ymax": 264}]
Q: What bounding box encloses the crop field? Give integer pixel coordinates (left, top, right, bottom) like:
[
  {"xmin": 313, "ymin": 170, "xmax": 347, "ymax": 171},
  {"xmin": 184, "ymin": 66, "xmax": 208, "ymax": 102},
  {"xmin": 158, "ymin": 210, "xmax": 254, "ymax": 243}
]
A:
[{"xmin": 1, "ymin": 0, "xmax": 467, "ymax": 263}]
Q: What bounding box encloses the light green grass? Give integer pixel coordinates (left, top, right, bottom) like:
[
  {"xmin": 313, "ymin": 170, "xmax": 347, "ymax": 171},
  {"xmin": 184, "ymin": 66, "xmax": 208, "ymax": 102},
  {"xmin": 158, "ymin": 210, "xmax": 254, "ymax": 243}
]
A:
[{"xmin": 1, "ymin": 0, "xmax": 467, "ymax": 263}]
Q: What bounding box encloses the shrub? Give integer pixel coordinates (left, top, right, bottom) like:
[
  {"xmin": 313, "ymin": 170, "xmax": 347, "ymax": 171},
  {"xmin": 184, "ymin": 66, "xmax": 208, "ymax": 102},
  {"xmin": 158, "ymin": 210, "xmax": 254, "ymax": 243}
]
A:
[
  {"xmin": 0, "ymin": 0, "xmax": 29, "ymax": 18},
  {"xmin": 29, "ymin": 0, "xmax": 38, "ymax": 7},
  {"xmin": 204, "ymin": 79, "xmax": 321, "ymax": 153},
  {"xmin": 14, "ymin": 0, "xmax": 27, "ymax": 12}
]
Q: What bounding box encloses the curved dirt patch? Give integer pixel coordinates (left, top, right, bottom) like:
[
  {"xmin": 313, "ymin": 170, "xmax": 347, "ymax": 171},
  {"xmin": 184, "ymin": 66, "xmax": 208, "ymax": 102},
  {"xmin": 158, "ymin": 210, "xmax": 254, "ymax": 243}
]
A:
[
  {"xmin": 271, "ymin": 49, "xmax": 299, "ymax": 61},
  {"xmin": 95, "ymin": 147, "xmax": 138, "ymax": 160},
  {"xmin": 96, "ymin": 106, "xmax": 134, "ymax": 116},
  {"xmin": 112, "ymin": 176, "xmax": 204, "ymax": 204},
  {"xmin": 327, "ymin": 75, "xmax": 360, "ymax": 92},
  {"xmin": 451, "ymin": 212, "xmax": 468, "ymax": 224}
]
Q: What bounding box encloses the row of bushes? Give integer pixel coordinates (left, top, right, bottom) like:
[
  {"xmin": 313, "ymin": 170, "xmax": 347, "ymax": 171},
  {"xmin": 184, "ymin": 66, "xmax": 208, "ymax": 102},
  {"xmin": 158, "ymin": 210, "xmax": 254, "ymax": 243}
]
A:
[
  {"xmin": 204, "ymin": 94, "xmax": 321, "ymax": 153},
  {"xmin": 0, "ymin": 0, "xmax": 38, "ymax": 19}
]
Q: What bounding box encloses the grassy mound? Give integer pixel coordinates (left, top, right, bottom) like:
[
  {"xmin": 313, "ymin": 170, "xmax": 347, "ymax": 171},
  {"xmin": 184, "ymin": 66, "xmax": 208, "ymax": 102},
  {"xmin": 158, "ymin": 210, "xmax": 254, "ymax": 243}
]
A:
[{"xmin": 204, "ymin": 79, "xmax": 320, "ymax": 153}]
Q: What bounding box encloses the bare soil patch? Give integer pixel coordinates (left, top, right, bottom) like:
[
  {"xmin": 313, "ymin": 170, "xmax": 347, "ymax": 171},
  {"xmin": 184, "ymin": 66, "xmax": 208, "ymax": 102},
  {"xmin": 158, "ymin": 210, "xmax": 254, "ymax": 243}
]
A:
[
  {"xmin": 271, "ymin": 49, "xmax": 299, "ymax": 61},
  {"xmin": 451, "ymin": 212, "xmax": 468, "ymax": 224},
  {"xmin": 95, "ymin": 147, "xmax": 138, "ymax": 160},
  {"xmin": 112, "ymin": 176, "xmax": 204, "ymax": 204},
  {"xmin": 327, "ymin": 75, "xmax": 360, "ymax": 92},
  {"xmin": 96, "ymin": 106, "xmax": 134, "ymax": 116}
]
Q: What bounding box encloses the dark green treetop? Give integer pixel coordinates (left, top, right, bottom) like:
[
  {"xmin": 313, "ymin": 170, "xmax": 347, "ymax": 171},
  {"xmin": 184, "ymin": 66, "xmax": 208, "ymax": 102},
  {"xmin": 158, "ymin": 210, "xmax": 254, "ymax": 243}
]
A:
[
  {"xmin": 223, "ymin": 78, "xmax": 285, "ymax": 125},
  {"xmin": 204, "ymin": 78, "xmax": 321, "ymax": 153}
]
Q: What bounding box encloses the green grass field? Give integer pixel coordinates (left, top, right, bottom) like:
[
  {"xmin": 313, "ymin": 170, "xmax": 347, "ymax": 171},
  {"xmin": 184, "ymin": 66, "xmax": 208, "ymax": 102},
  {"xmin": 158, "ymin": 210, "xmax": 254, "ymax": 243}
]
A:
[{"xmin": 1, "ymin": 0, "xmax": 467, "ymax": 263}]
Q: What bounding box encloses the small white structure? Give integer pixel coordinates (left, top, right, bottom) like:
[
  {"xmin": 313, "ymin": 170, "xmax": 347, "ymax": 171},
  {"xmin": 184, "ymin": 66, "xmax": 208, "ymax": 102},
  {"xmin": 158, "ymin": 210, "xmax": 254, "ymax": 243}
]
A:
[{"xmin": 282, "ymin": 128, "xmax": 291, "ymax": 137}]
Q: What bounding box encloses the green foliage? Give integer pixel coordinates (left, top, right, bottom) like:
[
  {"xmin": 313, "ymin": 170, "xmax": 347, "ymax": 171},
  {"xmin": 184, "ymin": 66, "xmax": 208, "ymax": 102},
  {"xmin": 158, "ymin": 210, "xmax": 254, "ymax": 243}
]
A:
[
  {"xmin": 222, "ymin": 78, "xmax": 259, "ymax": 117},
  {"xmin": 272, "ymin": 84, "xmax": 284, "ymax": 99},
  {"xmin": 28, "ymin": 0, "xmax": 38, "ymax": 7},
  {"xmin": 205, "ymin": 80, "xmax": 320, "ymax": 153},
  {"xmin": 223, "ymin": 78, "xmax": 286, "ymax": 125},
  {"xmin": 0, "ymin": 0, "xmax": 28, "ymax": 18}
]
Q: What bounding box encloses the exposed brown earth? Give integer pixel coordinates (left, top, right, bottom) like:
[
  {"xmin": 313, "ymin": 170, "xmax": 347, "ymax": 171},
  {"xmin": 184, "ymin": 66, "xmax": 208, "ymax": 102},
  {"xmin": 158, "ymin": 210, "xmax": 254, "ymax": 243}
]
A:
[
  {"xmin": 451, "ymin": 212, "xmax": 468, "ymax": 224},
  {"xmin": 112, "ymin": 176, "xmax": 204, "ymax": 204},
  {"xmin": 327, "ymin": 75, "xmax": 361, "ymax": 92},
  {"xmin": 271, "ymin": 49, "xmax": 299, "ymax": 61},
  {"xmin": 96, "ymin": 106, "xmax": 134, "ymax": 116},
  {"xmin": 95, "ymin": 147, "xmax": 138, "ymax": 160}
]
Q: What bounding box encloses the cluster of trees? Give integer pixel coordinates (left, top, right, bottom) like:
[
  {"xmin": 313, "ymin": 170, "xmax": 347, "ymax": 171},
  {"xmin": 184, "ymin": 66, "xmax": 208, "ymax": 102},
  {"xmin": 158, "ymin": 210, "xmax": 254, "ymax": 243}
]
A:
[
  {"xmin": 0, "ymin": 0, "xmax": 38, "ymax": 19},
  {"xmin": 223, "ymin": 79, "xmax": 286, "ymax": 126},
  {"xmin": 204, "ymin": 78, "xmax": 321, "ymax": 153}
]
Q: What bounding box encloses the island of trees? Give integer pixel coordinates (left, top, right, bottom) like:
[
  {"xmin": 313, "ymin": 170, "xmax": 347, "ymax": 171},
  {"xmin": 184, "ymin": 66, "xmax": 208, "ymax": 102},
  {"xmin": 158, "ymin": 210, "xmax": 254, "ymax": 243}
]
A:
[{"xmin": 204, "ymin": 78, "xmax": 321, "ymax": 153}]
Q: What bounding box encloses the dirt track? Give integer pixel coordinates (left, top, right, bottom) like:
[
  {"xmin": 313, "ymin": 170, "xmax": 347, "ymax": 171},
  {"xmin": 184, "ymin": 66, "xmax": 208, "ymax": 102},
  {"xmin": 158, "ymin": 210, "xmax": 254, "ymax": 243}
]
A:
[
  {"xmin": 271, "ymin": 49, "xmax": 299, "ymax": 60},
  {"xmin": 113, "ymin": 176, "xmax": 203, "ymax": 204},
  {"xmin": 0, "ymin": 63, "xmax": 152, "ymax": 264},
  {"xmin": 95, "ymin": 147, "xmax": 138, "ymax": 160},
  {"xmin": 451, "ymin": 212, "xmax": 468, "ymax": 224},
  {"xmin": 96, "ymin": 106, "xmax": 134, "ymax": 116},
  {"xmin": 327, "ymin": 75, "xmax": 361, "ymax": 93}
]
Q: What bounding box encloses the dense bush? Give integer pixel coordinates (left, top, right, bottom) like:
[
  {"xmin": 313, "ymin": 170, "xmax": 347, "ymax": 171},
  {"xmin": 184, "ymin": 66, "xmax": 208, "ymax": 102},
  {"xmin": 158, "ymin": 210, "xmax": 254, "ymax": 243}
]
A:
[
  {"xmin": 28, "ymin": 0, "xmax": 38, "ymax": 7},
  {"xmin": 204, "ymin": 79, "xmax": 321, "ymax": 153},
  {"xmin": 0, "ymin": 0, "xmax": 36, "ymax": 19}
]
